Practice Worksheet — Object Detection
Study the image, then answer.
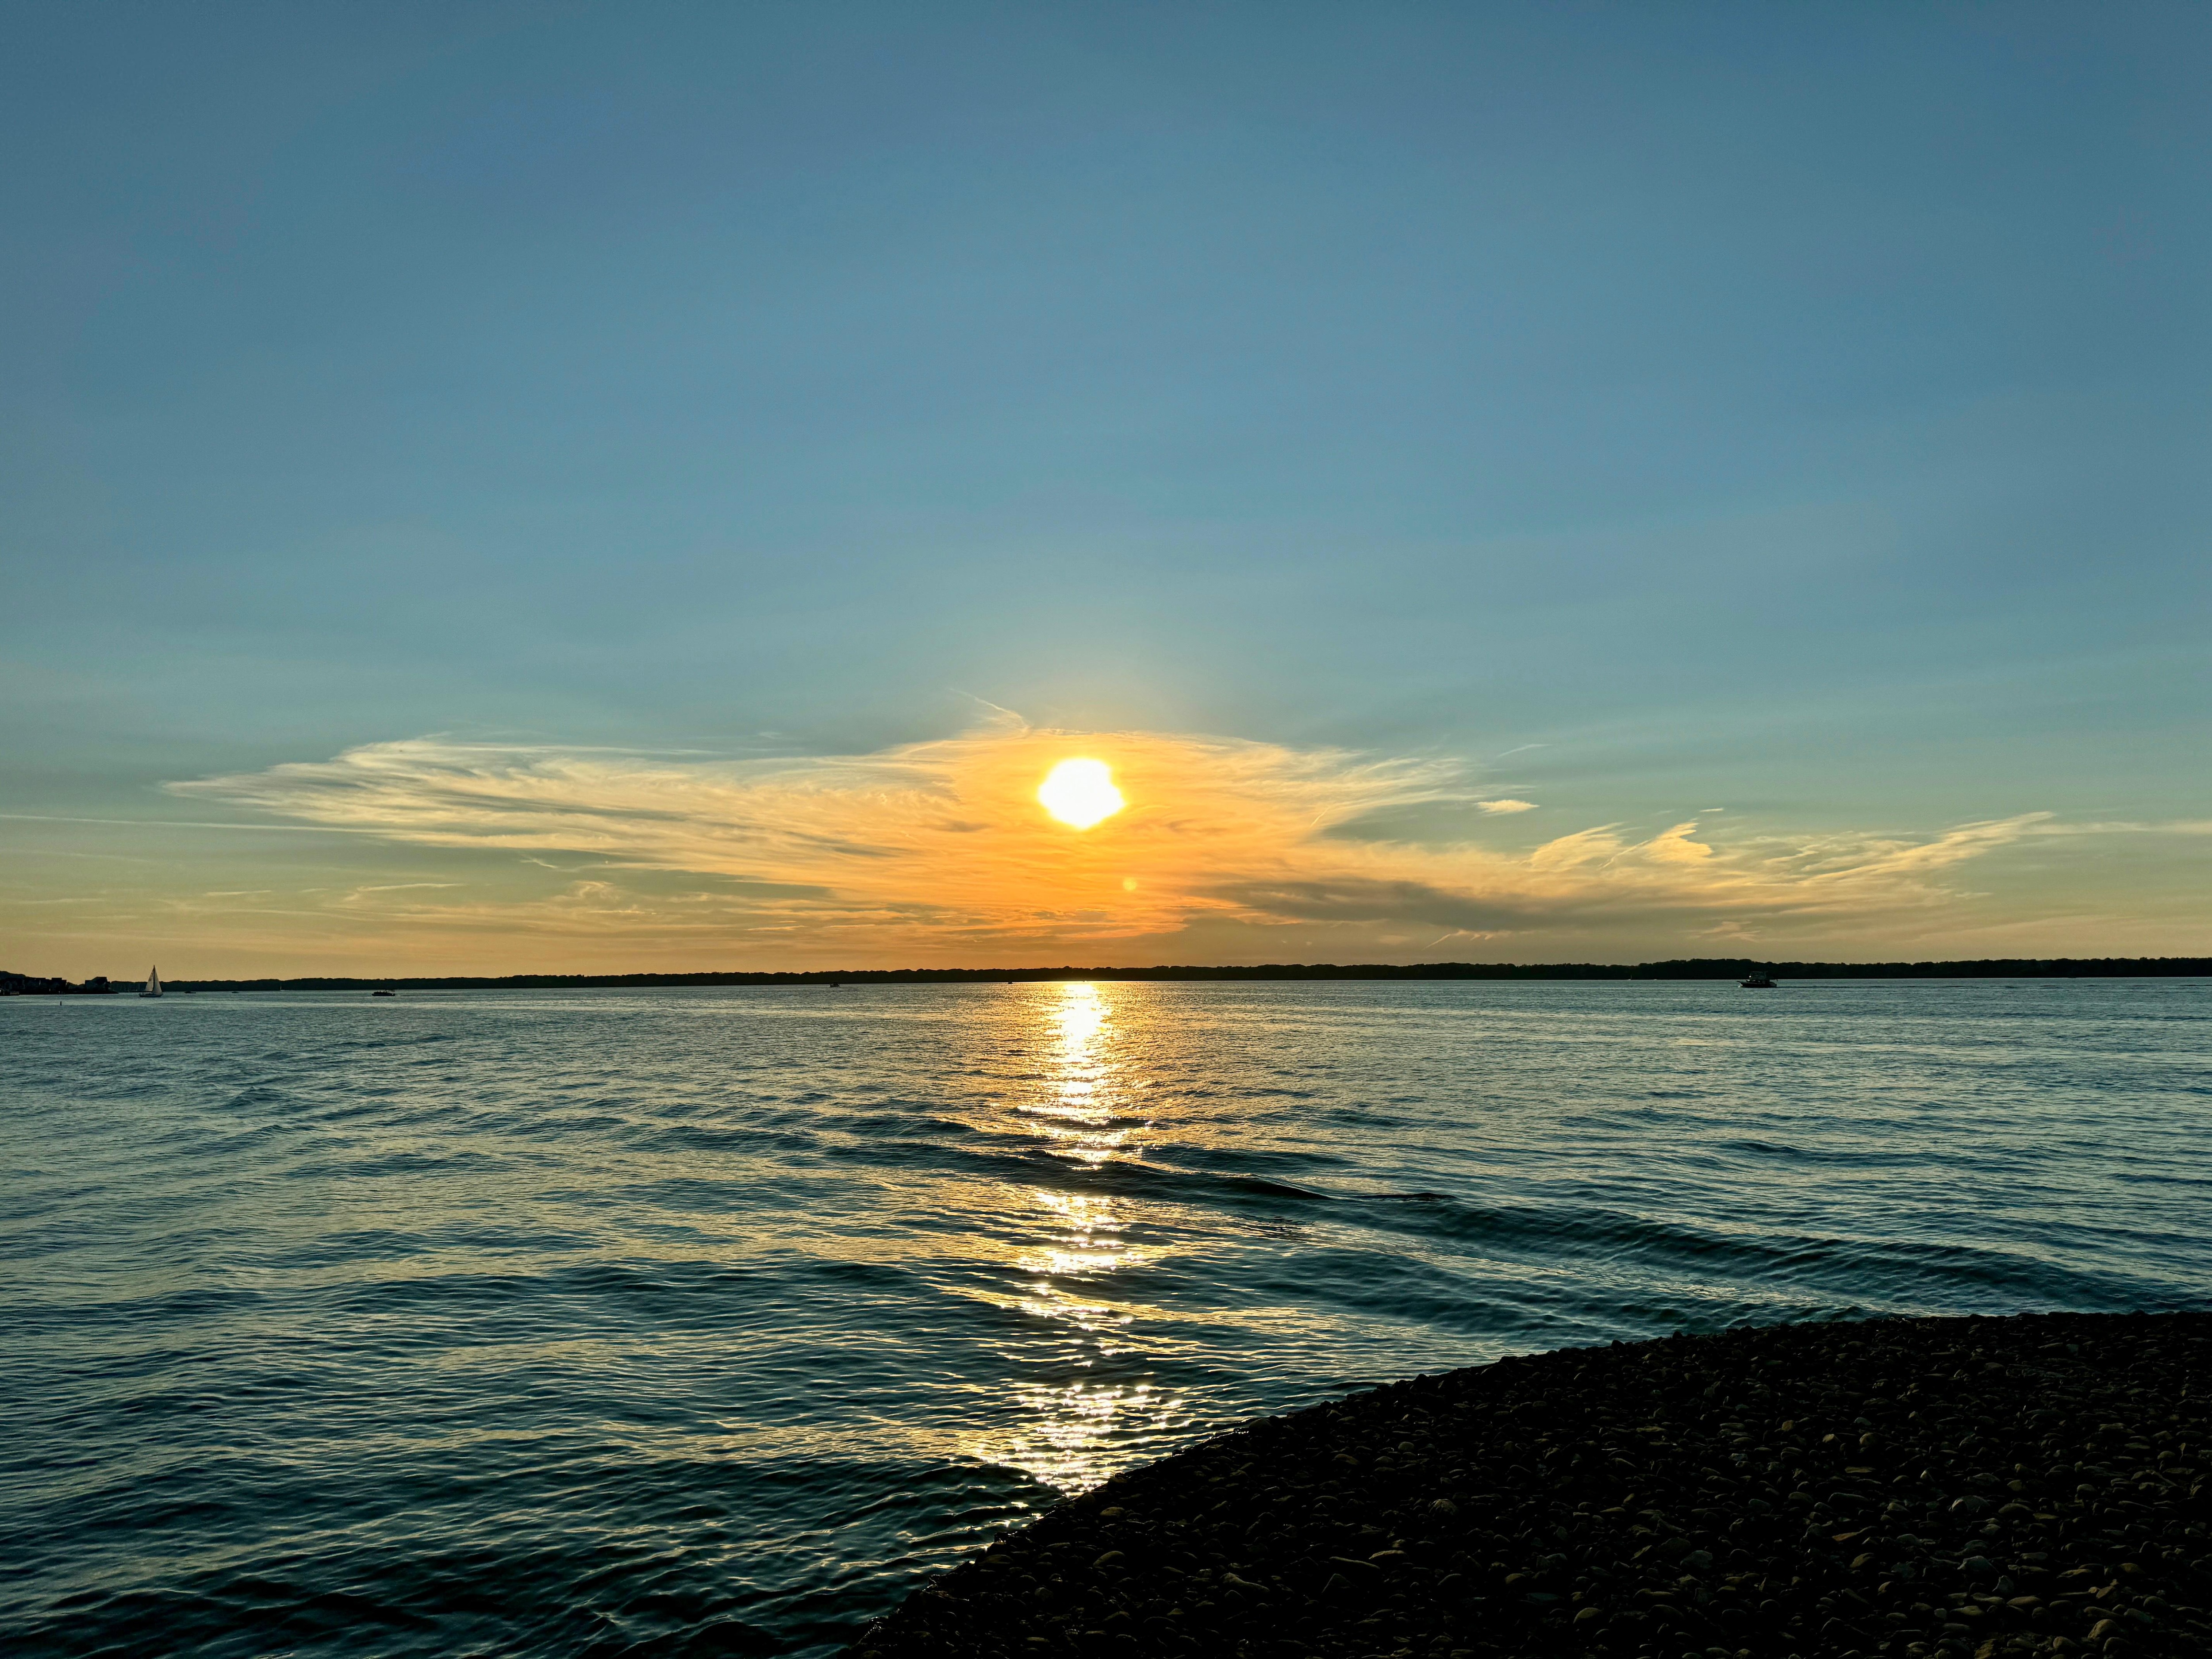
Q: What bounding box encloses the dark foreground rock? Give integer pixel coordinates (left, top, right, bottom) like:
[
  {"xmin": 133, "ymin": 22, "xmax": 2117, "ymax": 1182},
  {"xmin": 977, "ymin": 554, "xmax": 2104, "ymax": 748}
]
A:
[{"xmin": 845, "ymin": 1313, "xmax": 2212, "ymax": 1659}]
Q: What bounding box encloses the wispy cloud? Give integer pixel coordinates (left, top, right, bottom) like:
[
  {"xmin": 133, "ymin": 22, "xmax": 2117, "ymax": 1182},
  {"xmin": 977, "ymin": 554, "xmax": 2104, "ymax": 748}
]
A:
[{"xmin": 151, "ymin": 719, "xmax": 2132, "ymax": 963}]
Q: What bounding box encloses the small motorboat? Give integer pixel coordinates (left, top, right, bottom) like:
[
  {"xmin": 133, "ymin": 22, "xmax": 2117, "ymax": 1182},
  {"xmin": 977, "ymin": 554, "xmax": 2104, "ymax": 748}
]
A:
[
  {"xmin": 372, "ymin": 988, "xmax": 396, "ymax": 998},
  {"xmin": 1739, "ymin": 970, "xmax": 1777, "ymax": 988}
]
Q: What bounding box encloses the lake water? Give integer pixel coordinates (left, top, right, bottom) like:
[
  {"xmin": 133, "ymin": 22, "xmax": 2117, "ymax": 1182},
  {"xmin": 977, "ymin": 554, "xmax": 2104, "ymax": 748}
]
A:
[{"xmin": 4, "ymin": 979, "xmax": 2208, "ymax": 1655}]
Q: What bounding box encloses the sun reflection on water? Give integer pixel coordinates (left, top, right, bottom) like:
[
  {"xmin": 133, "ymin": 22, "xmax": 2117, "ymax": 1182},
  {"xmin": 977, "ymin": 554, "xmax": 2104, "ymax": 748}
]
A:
[{"xmin": 971, "ymin": 981, "xmax": 1186, "ymax": 1494}]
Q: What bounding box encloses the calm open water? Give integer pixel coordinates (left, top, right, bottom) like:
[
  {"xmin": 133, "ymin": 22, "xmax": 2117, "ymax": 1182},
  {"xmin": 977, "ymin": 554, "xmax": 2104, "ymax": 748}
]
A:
[{"xmin": 4, "ymin": 978, "xmax": 2208, "ymax": 1655}]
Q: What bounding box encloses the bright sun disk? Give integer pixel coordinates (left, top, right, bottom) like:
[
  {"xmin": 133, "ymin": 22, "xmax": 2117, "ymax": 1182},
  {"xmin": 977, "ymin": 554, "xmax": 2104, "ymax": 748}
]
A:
[{"xmin": 1038, "ymin": 758, "xmax": 1125, "ymax": 830}]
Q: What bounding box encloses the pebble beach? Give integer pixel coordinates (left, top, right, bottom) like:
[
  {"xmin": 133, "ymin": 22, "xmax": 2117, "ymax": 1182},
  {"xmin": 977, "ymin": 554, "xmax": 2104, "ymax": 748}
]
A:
[{"xmin": 847, "ymin": 1313, "xmax": 2212, "ymax": 1659}]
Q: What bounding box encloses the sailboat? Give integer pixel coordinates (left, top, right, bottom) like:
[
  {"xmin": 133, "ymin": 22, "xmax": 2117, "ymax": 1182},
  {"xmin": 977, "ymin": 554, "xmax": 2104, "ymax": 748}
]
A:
[{"xmin": 140, "ymin": 966, "xmax": 163, "ymax": 998}]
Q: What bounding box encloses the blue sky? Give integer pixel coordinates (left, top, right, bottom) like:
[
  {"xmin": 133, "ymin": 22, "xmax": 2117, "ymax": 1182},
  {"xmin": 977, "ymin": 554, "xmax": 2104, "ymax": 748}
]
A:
[{"xmin": 4, "ymin": 2, "xmax": 2207, "ymax": 974}]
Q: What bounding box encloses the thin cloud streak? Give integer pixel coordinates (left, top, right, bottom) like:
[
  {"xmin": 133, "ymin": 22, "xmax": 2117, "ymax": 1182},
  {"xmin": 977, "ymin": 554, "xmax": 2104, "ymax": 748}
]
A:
[
  {"xmin": 0, "ymin": 812, "xmax": 386, "ymax": 833},
  {"xmin": 154, "ymin": 722, "xmax": 2146, "ymax": 962}
]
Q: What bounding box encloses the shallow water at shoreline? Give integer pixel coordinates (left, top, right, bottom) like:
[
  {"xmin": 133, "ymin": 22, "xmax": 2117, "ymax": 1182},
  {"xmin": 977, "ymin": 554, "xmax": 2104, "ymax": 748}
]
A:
[{"xmin": 4, "ymin": 979, "xmax": 2208, "ymax": 1655}]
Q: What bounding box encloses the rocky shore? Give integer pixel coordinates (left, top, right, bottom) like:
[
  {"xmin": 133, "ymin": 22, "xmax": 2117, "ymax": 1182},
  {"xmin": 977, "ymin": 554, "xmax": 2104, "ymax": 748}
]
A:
[{"xmin": 845, "ymin": 1313, "xmax": 2210, "ymax": 1659}]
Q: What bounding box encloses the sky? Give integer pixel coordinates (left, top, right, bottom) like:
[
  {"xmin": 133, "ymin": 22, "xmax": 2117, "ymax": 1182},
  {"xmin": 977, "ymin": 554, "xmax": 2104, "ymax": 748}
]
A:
[{"xmin": 3, "ymin": 1, "xmax": 2207, "ymax": 976}]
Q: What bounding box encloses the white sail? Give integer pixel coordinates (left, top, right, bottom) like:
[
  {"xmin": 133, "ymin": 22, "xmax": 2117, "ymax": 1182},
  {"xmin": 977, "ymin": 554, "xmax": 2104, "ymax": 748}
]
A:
[{"xmin": 142, "ymin": 966, "xmax": 162, "ymax": 998}]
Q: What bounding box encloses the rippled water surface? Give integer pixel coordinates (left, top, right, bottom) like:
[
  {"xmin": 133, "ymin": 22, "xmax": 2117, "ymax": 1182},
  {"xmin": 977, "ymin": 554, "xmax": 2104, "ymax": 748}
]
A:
[{"xmin": 4, "ymin": 979, "xmax": 2208, "ymax": 1655}]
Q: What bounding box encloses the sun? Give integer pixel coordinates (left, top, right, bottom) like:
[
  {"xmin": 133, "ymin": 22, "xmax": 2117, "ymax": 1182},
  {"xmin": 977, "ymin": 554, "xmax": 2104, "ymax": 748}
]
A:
[{"xmin": 1037, "ymin": 758, "xmax": 1125, "ymax": 830}]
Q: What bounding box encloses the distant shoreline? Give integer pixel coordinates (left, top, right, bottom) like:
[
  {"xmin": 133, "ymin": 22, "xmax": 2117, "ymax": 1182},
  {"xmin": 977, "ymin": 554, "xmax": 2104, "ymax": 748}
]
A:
[{"xmin": 12, "ymin": 956, "xmax": 2204, "ymax": 993}]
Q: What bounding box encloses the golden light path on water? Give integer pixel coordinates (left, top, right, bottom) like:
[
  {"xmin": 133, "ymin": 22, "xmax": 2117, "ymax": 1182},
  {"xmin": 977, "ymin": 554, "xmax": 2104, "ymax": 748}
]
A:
[
  {"xmin": 11, "ymin": 978, "xmax": 2209, "ymax": 1659},
  {"xmin": 970, "ymin": 982, "xmax": 1177, "ymax": 1493}
]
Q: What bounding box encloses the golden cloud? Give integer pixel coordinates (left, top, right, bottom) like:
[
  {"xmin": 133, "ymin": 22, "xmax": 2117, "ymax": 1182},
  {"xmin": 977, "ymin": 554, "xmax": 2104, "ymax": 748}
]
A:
[{"xmin": 162, "ymin": 719, "xmax": 2065, "ymax": 961}]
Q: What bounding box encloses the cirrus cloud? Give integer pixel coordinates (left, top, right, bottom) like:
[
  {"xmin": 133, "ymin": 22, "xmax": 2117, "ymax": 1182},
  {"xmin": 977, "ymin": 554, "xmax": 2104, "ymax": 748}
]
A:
[{"xmin": 162, "ymin": 719, "xmax": 2084, "ymax": 962}]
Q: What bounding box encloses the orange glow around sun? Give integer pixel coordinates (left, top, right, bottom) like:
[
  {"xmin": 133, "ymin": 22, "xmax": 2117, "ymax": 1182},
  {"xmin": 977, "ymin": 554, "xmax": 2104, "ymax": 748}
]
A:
[{"xmin": 1038, "ymin": 758, "xmax": 1125, "ymax": 830}]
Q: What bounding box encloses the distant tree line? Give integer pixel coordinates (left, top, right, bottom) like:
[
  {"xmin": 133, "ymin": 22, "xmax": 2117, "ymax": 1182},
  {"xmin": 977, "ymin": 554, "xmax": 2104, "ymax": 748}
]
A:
[
  {"xmin": 1629, "ymin": 957, "xmax": 2212, "ymax": 979},
  {"xmin": 0, "ymin": 971, "xmax": 114, "ymax": 995},
  {"xmin": 12, "ymin": 956, "xmax": 2197, "ymax": 993}
]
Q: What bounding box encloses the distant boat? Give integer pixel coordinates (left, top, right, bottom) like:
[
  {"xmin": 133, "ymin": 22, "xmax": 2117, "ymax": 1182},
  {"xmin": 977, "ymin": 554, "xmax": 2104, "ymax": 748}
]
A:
[
  {"xmin": 372, "ymin": 988, "xmax": 396, "ymax": 998},
  {"xmin": 1740, "ymin": 969, "xmax": 1777, "ymax": 988},
  {"xmin": 140, "ymin": 966, "xmax": 163, "ymax": 998}
]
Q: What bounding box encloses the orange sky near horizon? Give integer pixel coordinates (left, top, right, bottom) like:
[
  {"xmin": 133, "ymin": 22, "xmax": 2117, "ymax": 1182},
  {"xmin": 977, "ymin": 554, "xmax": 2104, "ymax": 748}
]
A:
[{"xmin": 0, "ymin": 716, "xmax": 2162, "ymax": 978}]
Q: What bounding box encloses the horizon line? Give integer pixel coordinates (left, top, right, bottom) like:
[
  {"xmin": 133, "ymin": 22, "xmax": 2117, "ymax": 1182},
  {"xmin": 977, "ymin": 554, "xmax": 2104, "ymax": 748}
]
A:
[{"xmin": 10, "ymin": 955, "xmax": 2210, "ymax": 991}]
